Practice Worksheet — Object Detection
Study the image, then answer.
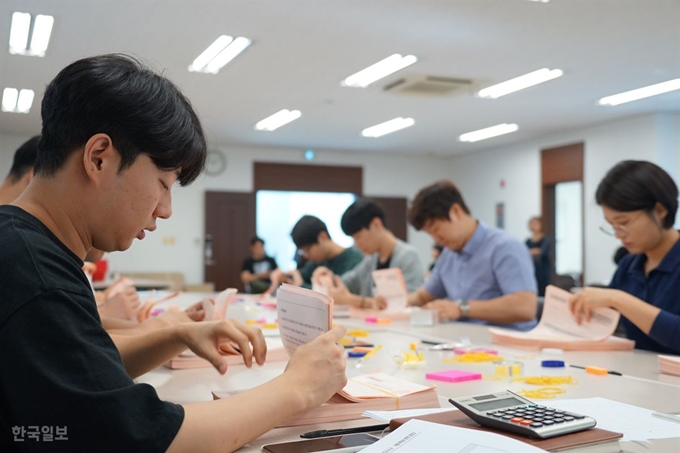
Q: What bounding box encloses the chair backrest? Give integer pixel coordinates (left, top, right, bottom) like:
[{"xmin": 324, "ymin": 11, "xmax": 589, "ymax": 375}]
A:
[{"xmin": 552, "ymin": 274, "xmax": 578, "ymax": 292}]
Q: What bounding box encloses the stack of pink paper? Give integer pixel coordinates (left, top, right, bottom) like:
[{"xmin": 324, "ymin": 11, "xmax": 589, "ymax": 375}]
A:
[
  {"xmin": 164, "ymin": 337, "xmax": 288, "ymax": 369},
  {"xmin": 658, "ymin": 355, "xmax": 680, "ymax": 376},
  {"xmin": 213, "ymin": 372, "xmax": 440, "ymax": 427},
  {"xmin": 489, "ymin": 285, "xmax": 635, "ymax": 351}
]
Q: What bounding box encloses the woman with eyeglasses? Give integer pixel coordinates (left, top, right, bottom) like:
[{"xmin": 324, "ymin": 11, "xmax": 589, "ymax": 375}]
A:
[{"xmin": 568, "ymin": 160, "xmax": 679, "ymax": 354}]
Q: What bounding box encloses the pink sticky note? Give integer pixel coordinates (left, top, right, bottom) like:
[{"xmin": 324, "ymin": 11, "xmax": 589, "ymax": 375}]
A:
[
  {"xmin": 426, "ymin": 369, "xmax": 482, "ymax": 383},
  {"xmin": 365, "ymin": 317, "xmax": 378, "ymax": 323}
]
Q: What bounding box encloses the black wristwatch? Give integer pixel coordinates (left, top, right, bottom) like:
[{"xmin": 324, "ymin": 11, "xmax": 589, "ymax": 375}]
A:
[{"xmin": 455, "ymin": 299, "xmax": 470, "ymax": 319}]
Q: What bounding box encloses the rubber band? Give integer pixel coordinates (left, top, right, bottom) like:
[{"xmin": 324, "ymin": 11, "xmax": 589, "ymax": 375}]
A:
[
  {"xmin": 511, "ymin": 375, "xmax": 577, "ymax": 386},
  {"xmin": 444, "ymin": 352, "xmax": 504, "ymax": 363},
  {"xmin": 519, "ymin": 387, "xmax": 566, "ymax": 399}
]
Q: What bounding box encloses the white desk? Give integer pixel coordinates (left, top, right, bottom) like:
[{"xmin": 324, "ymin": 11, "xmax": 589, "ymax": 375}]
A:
[{"xmin": 138, "ymin": 294, "xmax": 680, "ymax": 452}]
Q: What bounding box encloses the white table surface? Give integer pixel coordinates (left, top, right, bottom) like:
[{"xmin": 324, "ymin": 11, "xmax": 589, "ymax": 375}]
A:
[{"xmin": 137, "ymin": 293, "xmax": 680, "ymax": 452}]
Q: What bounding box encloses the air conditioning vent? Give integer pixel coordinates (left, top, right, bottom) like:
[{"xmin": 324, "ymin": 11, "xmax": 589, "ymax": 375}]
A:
[{"xmin": 384, "ymin": 75, "xmax": 474, "ymax": 97}]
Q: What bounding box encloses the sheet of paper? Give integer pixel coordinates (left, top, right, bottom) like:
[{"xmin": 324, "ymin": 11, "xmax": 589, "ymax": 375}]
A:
[
  {"xmin": 276, "ymin": 283, "xmax": 332, "ymax": 356},
  {"xmin": 203, "ymin": 288, "xmax": 236, "ymax": 321},
  {"xmin": 363, "ymin": 407, "xmax": 453, "ymax": 422},
  {"xmin": 360, "ymin": 419, "xmax": 547, "ymax": 453},
  {"xmin": 372, "ymin": 268, "xmax": 407, "ymax": 312},
  {"xmin": 341, "ymin": 373, "xmax": 434, "ymax": 400},
  {"xmin": 548, "ymin": 397, "xmax": 680, "ymax": 442},
  {"xmin": 491, "ymin": 285, "xmax": 620, "ymax": 341}
]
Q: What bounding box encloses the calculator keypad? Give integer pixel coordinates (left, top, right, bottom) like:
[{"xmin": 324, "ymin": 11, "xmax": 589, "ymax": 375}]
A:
[{"xmin": 485, "ymin": 405, "xmax": 588, "ymax": 432}]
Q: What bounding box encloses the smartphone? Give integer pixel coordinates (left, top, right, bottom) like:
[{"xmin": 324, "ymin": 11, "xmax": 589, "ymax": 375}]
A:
[{"xmin": 261, "ymin": 433, "xmax": 379, "ymax": 453}]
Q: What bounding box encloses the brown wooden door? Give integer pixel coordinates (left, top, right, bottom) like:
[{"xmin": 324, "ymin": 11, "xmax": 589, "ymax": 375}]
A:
[
  {"xmin": 541, "ymin": 143, "xmax": 584, "ymax": 285},
  {"xmin": 366, "ymin": 196, "xmax": 408, "ymax": 241},
  {"xmin": 204, "ymin": 191, "xmax": 255, "ymax": 292}
]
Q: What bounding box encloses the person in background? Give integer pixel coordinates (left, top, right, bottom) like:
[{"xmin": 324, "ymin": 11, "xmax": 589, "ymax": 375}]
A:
[
  {"xmin": 525, "ymin": 216, "xmax": 551, "ymax": 297},
  {"xmin": 0, "ymin": 135, "xmax": 40, "ymax": 204},
  {"xmin": 241, "ymin": 236, "xmax": 278, "ymax": 294},
  {"xmin": 312, "ymin": 199, "xmax": 424, "ymax": 309},
  {"xmin": 406, "ymin": 180, "xmax": 537, "ymax": 330},
  {"xmin": 568, "ymin": 160, "xmax": 679, "ymax": 354},
  {"xmin": 425, "ymin": 243, "xmax": 444, "ymax": 280},
  {"xmin": 0, "ymin": 54, "xmax": 347, "ymax": 452},
  {"xmin": 270, "ymin": 215, "xmax": 362, "ymax": 289}
]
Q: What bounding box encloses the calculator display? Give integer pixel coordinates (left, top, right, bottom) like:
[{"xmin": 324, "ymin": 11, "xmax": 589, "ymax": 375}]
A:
[{"xmin": 469, "ymin": 397, "xmax": 525, "ymax": 411}]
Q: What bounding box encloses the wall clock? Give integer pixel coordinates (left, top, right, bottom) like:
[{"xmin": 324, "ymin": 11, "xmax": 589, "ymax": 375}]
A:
[{"xmin": 205, "ymin": 149, "xmax": 227, "ymax": 176}]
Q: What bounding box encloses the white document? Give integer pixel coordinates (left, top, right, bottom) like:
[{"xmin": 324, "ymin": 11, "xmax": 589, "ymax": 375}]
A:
[
  {"xmin": 360, "ymin": 419, "xmax": 547, "ymax": 453},
  {"xmin": 490, "ymin": 285, "xmax": 620, "ymax": 341},
  {"xmin": 202, "ymin": 288, "xmax": 237, "ymax": 321},
  {"xmin": 372, "ymin": 268, "xmax": 408, "ymax": 312},
  {"xmin": 276, "ymin": 284, "xmax": 333, "ymax": 357},
  {"xmin": 548, "ymin": 397, "xmax": 680, "ymax": 442},
  {"xmin": 363, "ymin": 408, "xmax": 453, "ymax": 422}
]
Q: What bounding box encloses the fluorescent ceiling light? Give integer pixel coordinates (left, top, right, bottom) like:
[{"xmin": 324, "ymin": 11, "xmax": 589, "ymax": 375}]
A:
[
  {"xmin": 188, "ymin": 35, "xmax": 251, "ymax": 74},
  {"xmin": 9, "ymin": 12, "xmax": 54, "ymax": 57},
  {"xmin": 597, "ymin": 78, "xmax": 680, "ymax": 106},
  {"xmin": 254, "ymin": 109, "xmax": 301, "ymax": 131},
  {"xmin": 361, "ymin": 117, "xmax": 415, "ymax": 138},
  {"xmin": 459, "ymin": 123, "xmax": 519, "ymax": 142},
  {"xmin": 2, "ymin": 88, "xmax": 35, "ymax": 113},
  {"xmin": 342, "ymin": 54, "xmax": 418, "ymax": 88},
  {"xmin": 528, "ymin": 0, "xmax": 550, "ymax": 3},
  {"xmin": 478, "ymin": 68, "xmax": 563, "ymax": 99}
]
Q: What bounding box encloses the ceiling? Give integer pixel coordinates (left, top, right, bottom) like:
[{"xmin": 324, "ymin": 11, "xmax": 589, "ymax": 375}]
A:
[{"xmin": 1, "ymin": 0, "xmax": 679, "ymax": 156}]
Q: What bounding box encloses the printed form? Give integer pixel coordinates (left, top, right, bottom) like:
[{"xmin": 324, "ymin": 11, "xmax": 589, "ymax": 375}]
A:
[
  {"xmin": 360, "ymin": 419, "xmax": 546, "ymax": 453},
  {"xmin": 276, "ymin": 284, "xmax": 333, "ymax": 356}
]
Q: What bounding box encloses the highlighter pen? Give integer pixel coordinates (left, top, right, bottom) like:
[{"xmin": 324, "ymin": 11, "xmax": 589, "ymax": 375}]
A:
[
  {"xmin": 300, "ymin": 423, "xmax": 389, "ymax": 439},
  {"xmin": 569, "ymin": 364, "xmax": 622, "ymax": 376}
]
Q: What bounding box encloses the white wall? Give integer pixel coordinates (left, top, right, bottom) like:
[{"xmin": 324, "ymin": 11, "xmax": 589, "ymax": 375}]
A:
[
  {"xmin": 2, "ymin": 112, "xmax": 678, "ymax": 285},
  {"xmin": 0, "ymin": 135, "xmax": 451, "ymax": 283},
  {"xmin": 445, "ymin": 113, "xmax": 680, "ymax": 285}
]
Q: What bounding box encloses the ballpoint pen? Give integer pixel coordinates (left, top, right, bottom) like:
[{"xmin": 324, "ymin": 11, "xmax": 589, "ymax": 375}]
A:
[
  {"xmin": 355, "ymin": 344, "xmax": 383, "ymax": 367},
  {"xmin": 300, "ymin": 423, "xmax": 390, "ymax": 439},
  {"xmin": 569, "ymin": 364, "xmax": 622, "ymax": 376}
]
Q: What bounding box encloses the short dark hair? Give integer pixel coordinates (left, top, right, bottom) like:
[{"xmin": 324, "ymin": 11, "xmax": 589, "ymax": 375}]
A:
[
  {"xmin": 613, "ymin": 246, "xmax": 629, "ymax": 265},
  {"xmin": 409, "ymin": 180, "xmax": 471, "ymax": 230},
  {"xmin": 291, "ymin": 215, "xmax": 329, "ymax": 249},
  {"xmin": 341, "ymin": 198, "xmax": 386, "ymax": 236},
  {"xmin": 250, "ymin": 236, "xmax": 264, "ymax": 246},
  {"xmin": 36, "ymin": 54, "xmax": 206, "ymax": 186},
  {"xmin": 7, "ymin": 135, "xmax": 40, "ymax": 183},
  {"xmin": 596, "ymin": 160, "xmax": 678, "ymax": 229}
]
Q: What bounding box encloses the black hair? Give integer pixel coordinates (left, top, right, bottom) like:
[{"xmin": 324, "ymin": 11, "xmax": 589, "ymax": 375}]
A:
[
  {"xmin": 409, "ymin": 180, "xmax": 471, "ymax": 230},
  {"xmin": 433, "ymin": 244, "xmax": 444, "ymax": 252},
  {"xmin": 596, "ymin": 160, "xmax": 678, "ymax": 229},
  {"xmin": 250, "ymin": 236, "xmax": 264, "ymax": 246},
  {"xmin": 36, "ymin": 54, "xmax": 206, "ymax": 185},
  {"xmin": 7, "ymin": 135, "xmax": 40, "ymax": 182},
  {"xmin": 291, "ymin": 215, "xmax": 329, "ymax": 249},
  {"xmin": 341, "ymin": 198, "xmax": 386, "ymax": 236},
  {"xmin": 613, "ymin": 246, "xmax": 629, "ymax": 265}
]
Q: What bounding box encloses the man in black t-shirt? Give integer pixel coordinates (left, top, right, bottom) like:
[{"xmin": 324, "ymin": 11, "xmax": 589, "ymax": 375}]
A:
[
  {"xmin": 241, "ymin": 236, "xmax": 278, "ymax": 293},
  {"xmin": 0, "ymin": 54, "xmax": 347, "ymax": 453}
]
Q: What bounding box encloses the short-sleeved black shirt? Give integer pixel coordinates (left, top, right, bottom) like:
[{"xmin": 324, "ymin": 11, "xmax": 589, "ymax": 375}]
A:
[
  {"xmin": 0, "ymin": 206, "xmax": 184, "ymax": 452},
  {"xmin": 241, "ymin": 256, "xmax": 278, "ymax": 278}
]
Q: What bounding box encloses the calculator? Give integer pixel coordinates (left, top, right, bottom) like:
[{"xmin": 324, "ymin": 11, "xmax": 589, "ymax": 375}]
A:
[{"xmin": 448, "ymin": 390, "xmax": 596, "ymax": 439}]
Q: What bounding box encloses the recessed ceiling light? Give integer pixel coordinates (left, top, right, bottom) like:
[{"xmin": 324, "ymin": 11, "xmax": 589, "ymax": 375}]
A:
[
  {"xmin": 478, "ymin": 68, "xmax": 563, "ymax": 99},
  {"xmin": 254, "ymin": 109, "xmax": 301, "ymax": 131},
  {"xmin": 361, "ymin": 117, "xmax": 415, "ymax": 138},
  {"xmin": 188, "ymin": 35, "xmax": 251, "ymax": 74},
  {"xmin": 597, "ymin": 78, "xmax": 680, "ymax": 106},
  {"xmin": 9, "ymin": 12, "xmax": 54, "ymax": 57},
  {"xmin": 459, "ymin": 123, "xmax": 519, "ymax": 142},
  {"xmin": 342, "ymin": 54, "xmax": 418, "ymax": 88},
  {"xmin": 2, "ymin": 88, "xmax": 35, "ymax": 113}
]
